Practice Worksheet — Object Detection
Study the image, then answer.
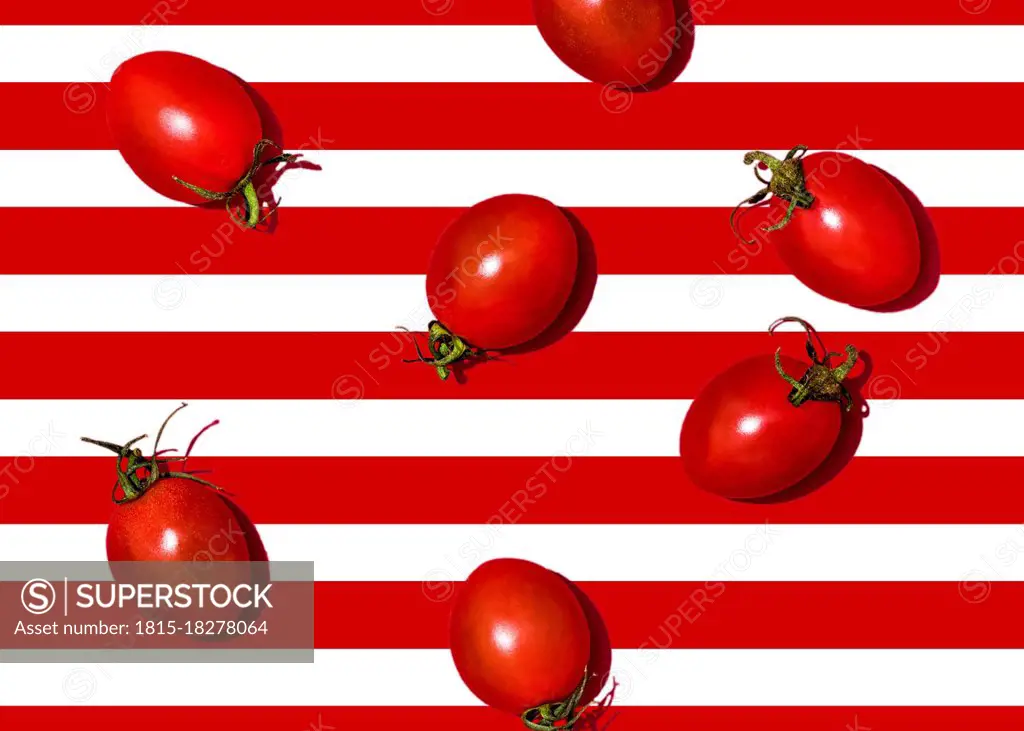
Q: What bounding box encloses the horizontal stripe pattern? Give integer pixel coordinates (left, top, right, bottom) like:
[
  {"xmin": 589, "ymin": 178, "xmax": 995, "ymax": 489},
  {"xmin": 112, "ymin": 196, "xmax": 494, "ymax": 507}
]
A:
[
  {"xmin": 1, "ymin": 581, "xmax": 1017, "ymax": 649},
  {"xmin": 5, "ymin": 649, "xmax": 1024, "ymax": 705},
  {"xmin": 3, "ymin": 0, "xmax": 1020, "ymax": 26},
  {"xmin": 313, "ymin": 581, "xmax": 1024, "ymax": 649},
  {"xmin": 4, "ymin": 150, "xmax": 1024, "ymax": 207},
  {"xmin": 4, "ymin": 5, "xmax": 1023, "ymax": 726},
  {"xmin": 8, "ymin": 707, "xmax": 1024, "ymax": 731},
  {"xmin": 3, "ymin": 457, "xmax": 1024, "ymax": 525},
  {"xmin": 0, "ymin": 332, "xmax": 1009, "ymax": 399},
  {"xmin": 0, "ymin": 274, "xmax": 1016, "ymax": 333},
  {"xmin": 0, "ymin": 206, "xmax": 1017, "ymax": 275},
  {"xmin": 9, "ymin": 83, "xmax": 1024, "ymax": 151},
  {"xmin": 3, "ymin": 26, "xmax": 1024, "ymax": 83},
  {"xmin": 0, "ymin": 399, "xmax": 1021, "ymax": 457},
  {"xmin": 3, "ymin": 523, "xmax": 1020, "ymax": 581}
]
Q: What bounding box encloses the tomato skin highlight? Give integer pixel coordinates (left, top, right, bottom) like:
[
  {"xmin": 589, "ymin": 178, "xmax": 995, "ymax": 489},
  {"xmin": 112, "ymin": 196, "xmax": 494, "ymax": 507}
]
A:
[
  {"xmin": 106, "ymin": 477, "xmax": 251, "ymax": 562},
  {"xmin": 533, "ymin": 0, "xmax": 679, "ymax": 85},
  {"xmin": 427, "ymin": 194, "xmax": 578, "ymax": 350},
  {"xmin": 450, "ymin": 558, "xmax": 591, "ymax": 715},
  {"xmin": 680, "ymin": 355, "xmax": 842, "ymax": 500},
  {"xmin": 762, "ymin": 153, "xmax": 921, "ymax": 307},
  {"xmin": 106, "ymin": 51, "xmax": 264, "ymax": 205}
]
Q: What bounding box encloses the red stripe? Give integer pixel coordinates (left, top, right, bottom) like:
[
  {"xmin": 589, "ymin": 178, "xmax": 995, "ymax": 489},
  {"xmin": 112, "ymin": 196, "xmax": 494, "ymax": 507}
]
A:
[
  {"xmin": 9, "ymin": 708, "xmax": 1024, "ymax": 730},
  {"xmin": 1, "ymin": 0, "xmax": 1018, "ymax": 25},
  {"xmin": 313, "ymin": 581, "xmax": 1024, "ymax": 649},
  {"xmin": 8, "ymin": 83, "xmax": 1024, "ymax": 151},
  {"xmin": 0, "ymin": 205, "xmax": 1015, "ymax": 275},
  {"xmin": 5, "ymin": 456, "xmax": 1024, "ymax": 525},
  {"xmin": 0, "ymin": 332, "xmax": 1012, "ymax": 400}
]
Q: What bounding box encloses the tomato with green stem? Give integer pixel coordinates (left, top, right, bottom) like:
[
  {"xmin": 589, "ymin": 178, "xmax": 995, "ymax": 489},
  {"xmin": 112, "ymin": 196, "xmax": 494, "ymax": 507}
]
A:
[
  {"xmin": 450, "ymin": 558, "xmax": 593, "ymax": 730},
  {"xmin": 407, "ymin": 194, "xmax": 578, "ymax": 380},
  {"xmin": 731, "ymin": 146, "xmax": 921, "ymax": 307},
  {"xmin": 82, "ymin": 403, "xmax": 252, "ymax": 563},
  {"xmin": 680, "ymin": 317, "xmax": 859, "ymax": 500},
  {"xmin": 106, "ymin": 51, "xmax": 295, "ymax": 228}
]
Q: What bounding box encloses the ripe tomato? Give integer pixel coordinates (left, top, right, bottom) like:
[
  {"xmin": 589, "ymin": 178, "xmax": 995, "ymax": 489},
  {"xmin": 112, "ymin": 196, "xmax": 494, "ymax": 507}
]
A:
[
  {"xmin": 533, "ymin": 0, "xmax": 679, "ymax": 86},
  {"xmin": 450, "ymin": 559, "xmax": 591, "ymax": 726},
  {"xmin": 107, "ymin": 51, "xmax": 290, "ymax": 228},
  {"xmin": 733, "ymin": 147, "xmax": 920, "ymax": 307},
  {"xmin": 680, "ymin": 318, "xmax": 858, "ymax": 499},
  {"xmin": 83, "ymin": 404, "xmax": 254, "ymax": 564},
  {"xmin": 414, "ymin": 194, "xmax": 577, "ymax": 379},
  {"xmin": 105, "ymin": 477, "xmax": 250, "ymax": 563}
]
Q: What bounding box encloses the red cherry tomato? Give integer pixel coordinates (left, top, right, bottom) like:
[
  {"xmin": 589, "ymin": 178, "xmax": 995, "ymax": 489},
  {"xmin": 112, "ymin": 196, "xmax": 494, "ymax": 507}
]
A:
[
  {"xmin": 450, "ymin": 559, "xmax": 591, "ymax": 721},
  {"xmin": 83, "ymin": 405, "xmax": 256, "ymax": 564},
  {"xmin": 533, "ymin": 0, "xmax": 678, "ymax": 85},
  {"xmin": 107, "ymin": 51, "xmax": 282, "ymax": 227},
  {"xmin": 735, "ymin": 147, "xmax": 921, "ymax": 307},
  {"xmin": 106, "ymin": 477, "xmax": 250, "ymax": 563},
  {"xmin": 418, "ymin": 194, "xmax": 577, "ymax": 378},
  {"xmin": 680, "ymin": 319, "xmax": 858, "ymax": 499}
]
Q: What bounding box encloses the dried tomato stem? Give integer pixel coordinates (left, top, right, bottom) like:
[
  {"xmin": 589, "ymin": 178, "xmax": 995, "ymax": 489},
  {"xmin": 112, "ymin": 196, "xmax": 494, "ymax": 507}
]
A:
[
  {"xmin": 400, "ymin": 321, "xmax": 489, "ymax": 381},
  {"xmin": 171, "ymin": 138, "xmax": 296, "ymax": 229},
  {"xmin": 769, "ymin": 317, "xmax": 859, "ymax": 411},
  {"xmin": 730, "ymin": 145, "xmax": 816, "ymax": 244},
  {"xmin": 521, "ymin": 667, "xmax": 590, "ymax": 731},
  {"xmin": 81, "ymin": 403, "xmax": 226, "ymax": 504}
]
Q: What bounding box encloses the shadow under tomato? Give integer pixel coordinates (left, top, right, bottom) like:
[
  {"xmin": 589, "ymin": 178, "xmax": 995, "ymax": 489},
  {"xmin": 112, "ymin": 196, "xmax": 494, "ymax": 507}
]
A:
[
  {"xmin": 447, "ymin": 209, "xmax": 599, "ymax": 384},
  {"xmin": 549, "ymin": 576, "xmax": 613, "ymax": 713},
  {"xmin": 575, "ymin": 684, "xmax": 623, "ymax": 731},
  {"xmin": 743, "ymin": 349, "xmax": 872, "ymax": 505},
  {"xmin": 505, "ymin": 209, "xmax": 599, "ymax": 355},
  {"xmin": 861, "ymin": 167, "xmax": 940, "ymax": 313},
  {"xmin": 628, "ymin": 0, "xmax": 696, "ymax": 92}
]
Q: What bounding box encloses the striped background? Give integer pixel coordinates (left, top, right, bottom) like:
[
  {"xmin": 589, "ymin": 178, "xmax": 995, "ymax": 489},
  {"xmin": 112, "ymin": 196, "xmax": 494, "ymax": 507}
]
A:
[{"xmin": 2, "ymin": 0, "xmax": 1024, "ymax": 728}]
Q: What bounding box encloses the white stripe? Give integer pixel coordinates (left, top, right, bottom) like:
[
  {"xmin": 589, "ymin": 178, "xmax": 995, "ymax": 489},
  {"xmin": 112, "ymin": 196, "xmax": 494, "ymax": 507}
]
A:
[
  {"xmin": 0, "ymin": 274, "xmax": 1018, "ymax": 333},
  {"xmin": 4, "ymin": 150, "xmax": 1024, "ymax": 207},
  {"xmin": 2, "ymin": 25, "xmax": 1023, "ymax": 83},
  {"xmin": 1, "ymin": 523, "xmax": 1021, "ymax": 581},
  {"xmin": 1, "ymin": 399, "xmax": 1023, "ymax": 458},
  {"xmin": 3, "ymin": 649, "xmax": 1023, "ymax": 706}
]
